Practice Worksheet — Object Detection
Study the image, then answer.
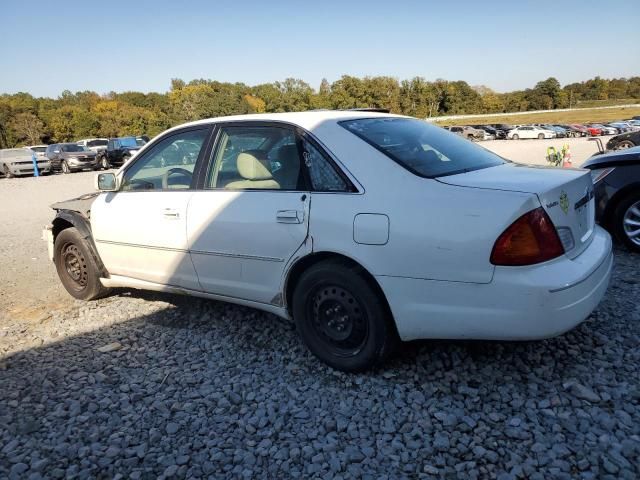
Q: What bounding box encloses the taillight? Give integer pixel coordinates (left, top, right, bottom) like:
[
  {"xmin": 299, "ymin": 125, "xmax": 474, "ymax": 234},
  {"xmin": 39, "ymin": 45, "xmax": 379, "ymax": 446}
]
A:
[{"xmin": 491, "ymin": 207, "xmax": 564, "ymax": 266}]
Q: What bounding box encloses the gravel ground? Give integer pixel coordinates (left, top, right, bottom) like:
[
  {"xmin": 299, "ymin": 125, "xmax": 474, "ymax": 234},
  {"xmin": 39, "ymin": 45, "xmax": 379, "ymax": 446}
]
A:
[{"xmin": 1, "ymin": 144, "xmax": 639, "ymax": 478}]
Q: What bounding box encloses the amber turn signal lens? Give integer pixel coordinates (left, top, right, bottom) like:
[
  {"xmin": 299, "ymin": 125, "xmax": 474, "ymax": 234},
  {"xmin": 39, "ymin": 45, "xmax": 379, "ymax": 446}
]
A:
[{"xmin": 491, "ymin": 207, "xmax": 564, "ymax": 266}]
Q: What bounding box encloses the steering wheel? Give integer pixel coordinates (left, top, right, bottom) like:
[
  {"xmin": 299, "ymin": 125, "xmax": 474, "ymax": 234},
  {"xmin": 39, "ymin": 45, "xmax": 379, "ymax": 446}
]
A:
[{"xmin": 162, "ymin": 167, "xmax": 193, "ymax": 189}]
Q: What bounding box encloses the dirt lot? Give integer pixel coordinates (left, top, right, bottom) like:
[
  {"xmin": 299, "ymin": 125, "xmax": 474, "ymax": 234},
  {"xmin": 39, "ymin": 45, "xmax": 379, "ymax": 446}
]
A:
[{"xmin": 1, "ymin": 139, "xmax": 638, "ymax": 478}]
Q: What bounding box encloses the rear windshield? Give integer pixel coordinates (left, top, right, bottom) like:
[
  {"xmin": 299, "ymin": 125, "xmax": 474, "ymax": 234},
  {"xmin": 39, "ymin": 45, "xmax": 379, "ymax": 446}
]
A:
[
  {"xmin": 340, "ymin": 117, "xmax": 505, "ymax": 178},
  {"xmin": 87, "ymin": 140, "xmax": 107, "ymax": 147}
]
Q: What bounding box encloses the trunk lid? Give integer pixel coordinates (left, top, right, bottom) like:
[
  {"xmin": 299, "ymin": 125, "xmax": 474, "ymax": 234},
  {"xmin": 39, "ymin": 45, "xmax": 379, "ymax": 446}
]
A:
[{"xmin": 439, "ymin": 163, "xmax": 595, "ymax": 258}]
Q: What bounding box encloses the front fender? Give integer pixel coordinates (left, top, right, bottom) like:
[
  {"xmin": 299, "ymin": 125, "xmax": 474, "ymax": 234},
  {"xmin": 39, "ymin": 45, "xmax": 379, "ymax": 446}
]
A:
[{"xmin": 50, "ymin": 209, "xmax": 109, "ymax": 277}]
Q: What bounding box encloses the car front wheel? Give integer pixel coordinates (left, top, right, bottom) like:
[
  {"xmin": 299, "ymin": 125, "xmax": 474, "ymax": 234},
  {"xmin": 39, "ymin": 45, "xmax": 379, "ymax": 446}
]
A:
[
  {"xmin": 54, "ymin": 227, "xmax": 111, "ymax": 300},
  {"xmin": 292, "ymin": 259, "xmax": 398, "ymax": 372},
  {"xmin": 614, "ymin": 193, "xmax": 640, "ymax": 253},
  {"xmin": 61, "ymin": 161, "xmax": 71, "ymax": 174},
  {"xmin": 614, "ymin": 140, "xmax": 635, "ymax": 150},
  {"xmin": 101, "ymin": 156, "xmax": 110, "ymax": 170},
  {"xmin": 512, "ymin": 134, "xmax": 519, "ymax": 140}
]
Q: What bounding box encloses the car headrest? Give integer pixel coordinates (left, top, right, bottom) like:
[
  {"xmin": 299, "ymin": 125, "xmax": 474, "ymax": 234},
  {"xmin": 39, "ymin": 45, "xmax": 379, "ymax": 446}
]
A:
[{"xmin": 237, "ymin": 150, "xmax": 273, "ymax": 180}]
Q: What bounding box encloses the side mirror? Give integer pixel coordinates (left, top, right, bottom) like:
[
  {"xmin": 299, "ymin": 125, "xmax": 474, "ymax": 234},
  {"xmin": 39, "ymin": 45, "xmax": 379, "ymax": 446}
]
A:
[{"xmin": 95, "ymin": 172, "xmax": 118, "ymax": 192}]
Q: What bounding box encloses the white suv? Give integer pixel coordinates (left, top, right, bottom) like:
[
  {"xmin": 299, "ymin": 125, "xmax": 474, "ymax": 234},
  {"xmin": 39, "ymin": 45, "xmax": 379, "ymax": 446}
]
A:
[
  {"xmin": 76, "ymin": 138, "xmax": 109, "ymax": 154},
  {"xmin": 44, "ymin": 111, "xmax": 612, "ymax": 371}
]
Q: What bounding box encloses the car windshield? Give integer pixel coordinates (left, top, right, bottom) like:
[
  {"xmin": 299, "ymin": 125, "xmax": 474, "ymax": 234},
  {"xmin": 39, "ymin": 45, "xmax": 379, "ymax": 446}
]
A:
[
  {"xmin": 340, "ymin": 117, "xmax": 505, "ymax": 178},
  {"xmin": 87, "ymin": 140, "xmax": 107, "ymax": 147},
  {"xmin": 60, "ymin": 144, "xmax": 86, "ymax": 152}
]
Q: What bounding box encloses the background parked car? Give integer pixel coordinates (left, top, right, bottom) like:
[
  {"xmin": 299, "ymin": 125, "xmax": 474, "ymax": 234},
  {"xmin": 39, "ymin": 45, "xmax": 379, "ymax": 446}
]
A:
[
  {"xmin": 0, "ymin": 148, "xmax": 52, "ymax": 177},
  {"xmin": 98, "ymin": 136, "xmax": 147, "ymax": 169},
  {"xmin": 507, "ymin": 125, "xmax": 555, "ymax": 139},
  {"xmin": 447, "ymin": 125, "xmax": 484, "ymax": 140},
  {"xmin": 46, "ymin": 143, "xmax": 98, "ymax": 173},
  {"xmin": 582, "ymin": 146, "xmax": 640, "ymax": 252},
  {"xmin": 25, "ymin": 145, "xmax": 49, "ymax": 160},
  {"xmin": 609, "ymin": 121, "xmax": 638, "ymax": 133},
  {"xmin": 471, "ymin": 125, "xmax": 505, "ymax": 139},
  {"xmin": 534, "ymin": 124, "xmax": 567, "ymax": 138},
  {"xmin": 76, "ymin": 138, "xmax": 109, "ymax": 154},
  {"xmin": 606, "ymin": 130, "xmax": 640, "ymax": 150}
]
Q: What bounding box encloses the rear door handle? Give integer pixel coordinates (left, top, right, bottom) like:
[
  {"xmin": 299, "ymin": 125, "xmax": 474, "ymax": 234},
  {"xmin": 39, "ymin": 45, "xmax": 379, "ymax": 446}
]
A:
[
  {"xmin": 163, "ymin": 208, "xmax": 180, "ymax": 219},
  {"xmin": 276, "ymin": 210, "xmax": 303, "ymax": 224}
]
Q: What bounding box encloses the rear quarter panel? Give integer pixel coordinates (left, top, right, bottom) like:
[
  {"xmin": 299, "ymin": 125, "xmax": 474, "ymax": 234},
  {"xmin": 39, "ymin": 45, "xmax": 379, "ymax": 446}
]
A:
[{"xmin": 307, "ymin": 123, "xmax": 540, "ymax": 284}]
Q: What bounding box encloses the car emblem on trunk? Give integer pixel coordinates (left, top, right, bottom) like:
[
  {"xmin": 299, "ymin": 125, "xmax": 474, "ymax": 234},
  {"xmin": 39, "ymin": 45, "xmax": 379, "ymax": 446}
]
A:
[{"xmin": 559, "ymin": 191, "xmax": 569, "ymax": 214}]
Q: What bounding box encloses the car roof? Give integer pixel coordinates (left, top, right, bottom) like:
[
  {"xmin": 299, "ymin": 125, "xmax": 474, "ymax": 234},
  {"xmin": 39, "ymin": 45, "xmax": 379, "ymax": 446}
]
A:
[{"xmin": 170, "ymin": 110, "xmax": 409, "ymax": 134}]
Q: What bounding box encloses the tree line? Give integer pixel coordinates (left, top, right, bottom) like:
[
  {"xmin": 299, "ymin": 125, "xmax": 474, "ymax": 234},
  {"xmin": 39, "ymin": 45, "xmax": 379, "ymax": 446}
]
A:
[{"xmin": 1, "ymin": 75, "xmax": 639, "ymax": 148}]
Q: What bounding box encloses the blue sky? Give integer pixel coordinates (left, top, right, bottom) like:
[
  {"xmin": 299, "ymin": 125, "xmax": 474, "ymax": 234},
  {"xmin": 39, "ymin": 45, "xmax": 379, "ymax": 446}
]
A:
[{"xmin": 2, "ymin": 0, "xmax": 639, "ymax": 97}]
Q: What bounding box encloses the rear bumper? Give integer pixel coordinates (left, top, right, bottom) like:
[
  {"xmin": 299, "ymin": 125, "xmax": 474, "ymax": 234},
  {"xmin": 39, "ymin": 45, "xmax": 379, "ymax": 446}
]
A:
[{"xmin": 378, "ymin": 226, "xmax": 613, "ymax": 341}]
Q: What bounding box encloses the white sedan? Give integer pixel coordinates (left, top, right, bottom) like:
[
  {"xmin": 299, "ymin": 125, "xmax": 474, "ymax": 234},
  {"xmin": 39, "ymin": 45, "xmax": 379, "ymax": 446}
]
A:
[
  {"xmin": 508, "ymin": 125, "xmax": 556, "ymax": 139},
  {"xmin": 44, "ymin": 111, "xmax": 613, "ymax": 371}
]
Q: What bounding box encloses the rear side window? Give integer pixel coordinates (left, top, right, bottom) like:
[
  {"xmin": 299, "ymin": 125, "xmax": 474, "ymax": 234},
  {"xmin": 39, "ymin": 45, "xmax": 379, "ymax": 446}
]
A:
[
  {"xmin": 302, "ymin": 139, "xmax": 351, "ymax": 192},
  {"xmin": 340, "ymin": 117, "xmax": 505, "ymax": 178}
]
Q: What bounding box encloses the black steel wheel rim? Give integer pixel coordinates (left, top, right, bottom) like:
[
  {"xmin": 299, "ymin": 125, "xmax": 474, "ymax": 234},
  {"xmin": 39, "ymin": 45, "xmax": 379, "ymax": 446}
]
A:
[
  {"xmin": 62, "ymin": 242, "xmax": 88, "ymax": 290},
  {"xmin": 307, "ymin": 285, "xmax": 369, "ymax": 357}
]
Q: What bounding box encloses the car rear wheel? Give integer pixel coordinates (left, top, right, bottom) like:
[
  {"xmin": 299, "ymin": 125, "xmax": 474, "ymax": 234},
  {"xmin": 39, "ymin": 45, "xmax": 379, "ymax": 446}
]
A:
[
  {"xmin": 292, "ymin": 259, "xmax": 398, "ymax": 372},
  {"xmin": 614, "ymin": 140, "xmax": 635, "ymax": 150},
  {"xmin": 54, "ymin": 227, "xmax": 111, "ymax": 300},
  {"xmin": 512, "ymin": 134, "xmax": 519, "ymax": 140},
  {"xmin": 538, "ymin": 133, "xmax": 544, "ymax": 139},
  {"xmin": 613, "ymin": 193, "xmax": 640, "ymax": 253},
  {"xmin": 61, "ymin": 160, "xmax": 71, "ymax": 174}
]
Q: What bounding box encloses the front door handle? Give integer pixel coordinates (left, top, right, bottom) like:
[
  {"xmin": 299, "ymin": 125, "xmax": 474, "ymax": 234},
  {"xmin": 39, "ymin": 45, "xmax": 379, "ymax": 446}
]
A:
[
  {"xmin": 276, "ymin": 210, "xmax": 303, "ymax": 224},
  {"xmin": 163, "ymin": 208, "xmax": 180, "ymax": 219}
]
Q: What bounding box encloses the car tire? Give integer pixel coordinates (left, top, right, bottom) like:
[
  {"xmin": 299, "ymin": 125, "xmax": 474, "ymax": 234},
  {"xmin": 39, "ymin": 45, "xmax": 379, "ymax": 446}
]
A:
[
  {"xmin": 101, "ymin": 156, "xmax": 110, "ymax": 170},
  {"xmin": 512, "ymin": 134, "xmax": 519, "ymax": 140},
  {"xmin": 292, "ymin": 259, "xmax": 399, "ymax": 372},
  {"xmin": 614, "ymin": 140, "xmax": 635, "ymax": 150},
  {"xmin": 538, "ymin": 133, "xmax": 544, "ymax": 140},
  {"xmin": 61, "ymin": 160, "xmax": 71, "ymax": 174},
  {"xmin": 612, "ymin": 193, "xmax": 640, "ymax": 253},
  {"xmin": 54, "ymin": 227, "xmax": 111, "ymax": 300},
  {"xmin": 3, "ymin": 165, "xmax": 13, "ymax": 178}
]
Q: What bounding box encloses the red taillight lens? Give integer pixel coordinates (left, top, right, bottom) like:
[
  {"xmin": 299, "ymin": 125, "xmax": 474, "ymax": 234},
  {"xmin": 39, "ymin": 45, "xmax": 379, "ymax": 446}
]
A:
[{"xmin": 491, "ymin": 207, "xmax": 564, "ymax": 266}]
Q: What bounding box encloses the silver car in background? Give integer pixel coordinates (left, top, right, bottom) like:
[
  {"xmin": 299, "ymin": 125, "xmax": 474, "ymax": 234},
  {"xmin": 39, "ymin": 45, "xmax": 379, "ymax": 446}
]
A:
[{"xmin": 0, "ymin": 148, "xmax": 52, "ymax": 177}]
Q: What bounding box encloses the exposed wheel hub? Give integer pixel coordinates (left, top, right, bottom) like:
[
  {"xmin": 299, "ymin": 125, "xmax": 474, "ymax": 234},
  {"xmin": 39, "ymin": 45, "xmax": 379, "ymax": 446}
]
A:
[
  {"xmin": 63, "ymin": 244, "xmax": 88, "ymax": 288},
  {"xmin": 310, "ymin": 285, "xmax": 368, "ymax": 355}
]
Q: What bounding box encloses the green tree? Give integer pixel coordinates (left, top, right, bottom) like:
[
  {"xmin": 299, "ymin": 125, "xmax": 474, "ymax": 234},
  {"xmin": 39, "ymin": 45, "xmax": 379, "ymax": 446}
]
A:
[{"xmin": 9, "ymin": 112, "xmax": 45, "ymax": 145}]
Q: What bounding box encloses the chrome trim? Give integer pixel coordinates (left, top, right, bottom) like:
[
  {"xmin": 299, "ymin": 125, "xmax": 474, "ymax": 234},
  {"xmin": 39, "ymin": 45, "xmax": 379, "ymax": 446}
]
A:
[{"xmin": 95, "ymin": 239, "xmax": 283, "ymax": 262}]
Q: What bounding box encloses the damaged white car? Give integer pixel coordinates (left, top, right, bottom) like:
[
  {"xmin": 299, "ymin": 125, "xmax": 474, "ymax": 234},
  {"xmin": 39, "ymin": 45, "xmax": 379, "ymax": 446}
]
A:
[{"xmin": 44, "ymin": 111, "xmax": 613, "ymax": 371}]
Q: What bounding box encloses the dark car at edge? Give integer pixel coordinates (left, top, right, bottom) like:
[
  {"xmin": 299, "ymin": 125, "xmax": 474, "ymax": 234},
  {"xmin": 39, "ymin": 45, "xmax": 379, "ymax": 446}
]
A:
[
  {"xmin": 606, "ymin": 131, "xmax": 640, "ymax": 151},
  {"xmin": 582, "ymin": 146, "xmax": 640, "ymax": 252}
]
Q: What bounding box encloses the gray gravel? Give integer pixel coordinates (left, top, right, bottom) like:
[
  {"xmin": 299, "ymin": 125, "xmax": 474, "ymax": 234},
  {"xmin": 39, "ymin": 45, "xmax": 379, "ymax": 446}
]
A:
[{"xmin": 1, "ymin": 247, "xmax": 638, "ymax": 478}]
